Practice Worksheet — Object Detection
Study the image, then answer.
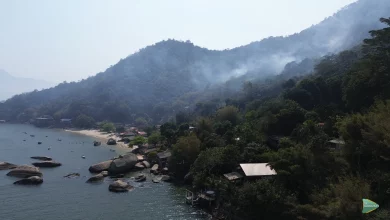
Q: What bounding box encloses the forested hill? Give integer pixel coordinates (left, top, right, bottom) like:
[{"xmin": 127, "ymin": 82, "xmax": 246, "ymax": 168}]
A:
[{"xmin": 0, "ymin": 0, "xmax": 389, "ymax": 124}]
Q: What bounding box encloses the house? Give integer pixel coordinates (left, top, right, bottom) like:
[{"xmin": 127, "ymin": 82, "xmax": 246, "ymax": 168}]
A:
[
  {"xmin": 239, "ymin": 163, "xmax": 277, "ymax": 180},
  {"xmin": 137, "ymin": 131, "xmax": 147, "ymax": 136},
  {"xmin": 328, "ymin": 139, "xmax": 345, "ymax": 150},
  {"xmin": 34, "ymin": 116, "xmax": 54, "ymax": 127},
  {"xmin": 120, "ymin": 131, "xmax": 136, "ymax": 137},
  {"xmin": 223, "ymin": 172, "xmax": 243, "ymax": 182},
  {"xmin": 157, "ymin": 151, "xmax": 172, "ymax": 168}
]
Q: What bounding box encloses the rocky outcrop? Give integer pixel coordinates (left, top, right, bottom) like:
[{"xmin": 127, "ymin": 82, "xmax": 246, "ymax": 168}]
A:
[
  {"xmin": 108, "ymin": 153, "xmax": 137, "ymax": 174},
  {"xmin": 142, "ymin": 161, "xmax": 150, "ymax": 168},
  {"xmin": 31, "ymin": 156, "xmax": 52, "ymax": 161},
  {"xmin": 64, "ymin": 173, "xmax": 80, "ymax": 178},
  {"xmin": 107, "ymin": 138, "xmax": 116, "ymax": 145},
  {"xmin": 32, "ymin": 161, "xmax": 61, "ymax": 168},
  {"xmin": 88, "ymin": 160, "xmax": 113, "ymax": 173},
  {"xmin": 108, "ymin": 180, "xmax": 133, "ymax": 192},
  {"xmin": 14, "ymin": 176, "xmax": 43, "ymax": 185},
  {"xmin": 101, "ymin": 171, "xmax": 109, "ymax": 177},
  {"xmin": 0, "ymin": 162, "xmax": 17, "ymax": 170},
  {"xmin": 160, "ymin": 175, "xmax": 172, "ymax": 182},
  {"xmin": 6, "ymin": 165, "xmax": 42, "ymax": 178},
  {"xmin": 134, "ymin": 162, "xmax": 145, "ymax": 170},
  {"xmin": 86, "ymin": 173, "xmax": 105, "ymax": 183},
  {"xmin": 150, "ymin": 164, "xmax": 159, "ymax": 174}
]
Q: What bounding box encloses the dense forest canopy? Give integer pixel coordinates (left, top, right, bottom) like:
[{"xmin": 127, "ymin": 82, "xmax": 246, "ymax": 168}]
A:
[
  {"xmin": 0, "ymin": 0, "xmax": 389, "ymax": 125},
  {"xmin": 159, "ymin": 18, "xmax": 390, "ymax": 219}
]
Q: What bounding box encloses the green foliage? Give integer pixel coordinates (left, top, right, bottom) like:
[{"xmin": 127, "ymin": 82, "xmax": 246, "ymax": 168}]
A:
[
  {"xmin": 147, "ymin": 132, "xmax": 162, "ymax": 145},
  {"xmin": 73, "ymin": 114, "xmax": 95, "ymax": 128},
  {"xmin": 100, "ymin": 122, "xmax": 115, "ymax": 133},
  {"xmin": 169, "ymin": 135, "xmax": 201, "ymax": 178},
  {"xmin": 130, "ymin": 136, "xmax": 147, "ymax": 146},
  {"xmin": 216, "ymin": 106, "xmax": 240, "ymax": 126}
]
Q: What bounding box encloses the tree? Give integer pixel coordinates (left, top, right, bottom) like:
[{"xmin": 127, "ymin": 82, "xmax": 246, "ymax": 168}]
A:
[
  {"xmin": 135, "ymin": 117, "xmax": 148, "ymax": 128},
  {"xmin": 216, "ymin": 106, "xmax": 240, "ymax": 126},
  {"xmin": 130, "ymin": 136, "xmax": 146, "ymax": 146},
  {"xmin": 101, "ymin": 122, "xmax": 115, "ymax": 132},
  {"xmin": 73, "ymin": 114, "xmax": 95, "ymax": 128},
  {"xmin": 169, "ymin": 135, "xmax": 201, "ymax": 178},
  {"xmin": 148, "ymin": 132, "xmax": 162, "ymax": 145}
]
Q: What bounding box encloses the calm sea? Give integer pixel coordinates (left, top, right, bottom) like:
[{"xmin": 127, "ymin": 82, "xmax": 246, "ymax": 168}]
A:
[{"xmin": 0, "ymin": 124, "xmax": 208, "ymax": 220}]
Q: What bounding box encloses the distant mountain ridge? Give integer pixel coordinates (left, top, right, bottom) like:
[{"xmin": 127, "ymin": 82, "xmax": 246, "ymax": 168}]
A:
[
  {"xmin": 0, "ymin": 69, "xmax": 54, "ymax": 101},
  {"xmin": 0, "ymin": 0, "xmax": 389, "ymax": 123}
]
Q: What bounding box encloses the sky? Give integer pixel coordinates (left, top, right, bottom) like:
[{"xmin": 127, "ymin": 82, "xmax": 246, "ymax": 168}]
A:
[{"xmin": 0, "ymin": 0, "xmax": 356, "ymax": 83}]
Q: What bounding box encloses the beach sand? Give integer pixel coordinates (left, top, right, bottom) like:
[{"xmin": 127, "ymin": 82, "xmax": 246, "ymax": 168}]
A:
[{"xmin": 65, "ymin": 129, "xmax": 130, "ymax": 148}]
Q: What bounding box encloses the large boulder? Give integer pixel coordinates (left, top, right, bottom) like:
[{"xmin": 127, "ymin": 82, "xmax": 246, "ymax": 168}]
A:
[
  {"xmin": 31, "ymin": 156, "xmax": 52, "ymax": 161},
  {"xmin": 86, "ymin": 173, "xmax": 105, "ymax": 183},
  {"xmin": 107, "ymin": 138, "xmax": 117, "ymax": 145},
  {"xmin": 142, "ymin": 161, "xmax": 150, "ymax": 168},
  {"xmin": 89, "ymin": 160, "xmax": 113, "ymax": 173},
  {"xmin": 108, "ymin": 180, "xmax": 133, "ymax": 192},
  {"xmin": 14, "ymin": 176, "xmax": 43, "ymax": 185},
  {"xmin": 0, "ymin": 162, "xmax": 17, "ymax": 170},
  {"xmin": 32, "ymin": 161, "xmax": 61, "ymax": 168},
  {"xmin": 6, "ymin": 165, "xmax": 42, "ymax": 178},
  {"xmin": 108, "ymin": 153, "xmax": 138, "ymax": 174},
  {"xmin": 134, "ymin": 162, "xmax": 145, "ymax": 170},
  {"xmin": 160, "ymin": 175, "xmax": 172, "ymax": 182}
]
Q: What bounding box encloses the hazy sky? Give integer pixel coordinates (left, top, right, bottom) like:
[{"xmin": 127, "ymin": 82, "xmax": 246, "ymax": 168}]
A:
[{"xmin": 0, "ymin": 0, "xmax": 356, "ymax": 82}]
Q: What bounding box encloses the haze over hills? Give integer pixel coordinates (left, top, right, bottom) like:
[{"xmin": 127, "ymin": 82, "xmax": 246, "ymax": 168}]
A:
[
  {"xmin": 0, "ymin": 69, "xmax": 55, "ymax": 101},
  {"xmin": 0, "ymin": 0, "xmax": 389, "ymax": 123}
]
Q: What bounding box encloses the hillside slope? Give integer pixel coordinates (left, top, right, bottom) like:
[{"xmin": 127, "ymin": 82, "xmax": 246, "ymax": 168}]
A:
[{"xmin": 0, "ymin": 0, "xmax": 389, "ymax": 124}]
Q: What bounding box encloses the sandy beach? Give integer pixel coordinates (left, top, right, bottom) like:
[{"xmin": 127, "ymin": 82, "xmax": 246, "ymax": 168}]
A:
[{"xmin": 65, "ymin": 129, "xmax": 130, "ymax": 148}]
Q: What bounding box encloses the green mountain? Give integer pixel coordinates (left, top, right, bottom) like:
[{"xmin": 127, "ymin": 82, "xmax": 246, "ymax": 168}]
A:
[{"xmin": 0, "ymin": 0, "xmax": 389, "ymax": 124}]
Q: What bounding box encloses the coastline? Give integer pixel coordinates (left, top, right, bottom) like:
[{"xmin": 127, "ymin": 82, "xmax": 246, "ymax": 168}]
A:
[{"xmin": 65, "ymin": 129, "xmax": 130, "ymax": 149}]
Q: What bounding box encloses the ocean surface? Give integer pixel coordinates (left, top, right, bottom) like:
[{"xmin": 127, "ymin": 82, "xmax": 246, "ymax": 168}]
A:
[{"xmin": 0, "ymin": 124, "xmax": 208, "ymax": 220}]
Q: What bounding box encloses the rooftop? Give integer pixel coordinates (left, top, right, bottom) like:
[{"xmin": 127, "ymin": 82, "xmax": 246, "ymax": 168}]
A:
[{"xmin": 240, "ymin": 163, "xmax": 277, "ymax": 176}]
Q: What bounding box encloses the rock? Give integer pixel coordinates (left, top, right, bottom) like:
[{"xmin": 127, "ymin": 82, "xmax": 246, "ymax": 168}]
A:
[
  {"xmin": 108, "ymin": 180, "xmax": 133, "ymax": 192},
  {"xmin": 101, "ymin": 171, "xmax": 109, "ymax": 177},
  {"xmin": 14, "ymin": 176, "xmax": 43, "ymax": 185},
  {"xmin": 152, "ymin": 178, "xmax": 160, "ymax": 183},
  {"xmin": 86, "ymin": 173, "xmax": 105, "ymax": 183},
  {"xmin": 108, "ymin": 153, "xmax": 138, "ymax": 174},
  {"xmin": 64, "ymin": 173, "xmax": 80, "ymax": 178},
  {"xmin": 31, "ymin": 156, "xmax": 52, "ymax": 161},
  {"xmin": 150, "ymin": 164, "xmax": 159, "ymax": 174},
  {"xmin": 134, "ymin": 162, "xmax": 145, "ymax": 170},
  {"xmin": 142, "ymin": 161, "xmax": 150, "ymax": 168},
  {"xmin": 160, "ymin": 175, "xmax": 172, "ymax": 182},
  {"xmin": 0, "ymin": 162, "xmax": 17, "ymax": 170},
  {"xmin": 107, "ymin": 138, "xmax": 117, "ymax": 145},
  {"xmin": 7, "ymin": 165, "xmax": 43, "ymax": 178},
  {"xmin": 89, "ymin": 160, "xmax": 113, "ymax": 173},
  {"xmin": 32, "ymin": 161, "xmax": 62, "ymax": 168},
  {"xmin": 93, "ymin": 141, "xmax": 101, "ymax": 146}
]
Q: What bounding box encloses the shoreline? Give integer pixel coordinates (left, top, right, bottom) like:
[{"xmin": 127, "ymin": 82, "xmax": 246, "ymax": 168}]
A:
[{"xmin": 65, "ymin": 129, "xmax": 130, "ymax": 149}]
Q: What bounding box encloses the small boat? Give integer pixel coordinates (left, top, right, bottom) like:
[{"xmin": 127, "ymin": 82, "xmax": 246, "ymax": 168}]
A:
[
  {"xmin": 23, "ymin": 140, "xmax": 26, "ymax": 142},
  {"xmin": 134, "ymin": 174, "xmax": 146, "ymax": 182},
  {"xmin": 30, "ymin": 135, "xmax": 35, "ymax": 137},
  {"xmin": 45, "ymin": 136, "xmax": 48, "ymax": 137},
  {"xmin": 48, "ymin": 147, "xmax": 51, "ymax": 150},
  {"xmin": 110, "ymin": 149, "xmax": 115, "ymax": 152},
  {"xmin": 57, "ymin": 139, "xmax": 62, "ymax": 141},
  {"xmin": 93, "ymin": 141, "xmax": 101, "ymax": 146},
  {"xmin": 38, "ymin": 142, "xmax": 42, "ymax": 145},
  {"xmin": 81, "ymin": 155, "xmax": 86, "ymax": 159}
]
